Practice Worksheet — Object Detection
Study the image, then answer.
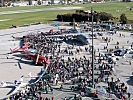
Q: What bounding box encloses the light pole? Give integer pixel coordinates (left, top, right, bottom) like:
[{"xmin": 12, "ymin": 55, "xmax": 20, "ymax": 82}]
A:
[
  {"xmin": 29, "ymin": 0, "xmax": 32, "ymax": 5},
  {"xmin": 91, "ymin": 7, "xmax": 94, "ymax": 88}
]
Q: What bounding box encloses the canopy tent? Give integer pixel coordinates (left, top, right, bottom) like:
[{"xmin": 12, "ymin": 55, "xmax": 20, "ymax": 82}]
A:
[
  {"xmin": 96, "ymin": 86, "xmax": 107, "ymax": 94},
  {"xmin": 85, "ymin": 86, "xmax": 96, "ymax": 94},
  {"xmin": 43, "ymin": 74, "xmax": 54, "ymax": 79}
]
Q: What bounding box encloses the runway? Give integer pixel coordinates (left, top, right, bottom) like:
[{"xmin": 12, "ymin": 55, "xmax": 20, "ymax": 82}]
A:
[{"xmin": 0, "ymin": 7, "xmax": 82, "ymax": 15}]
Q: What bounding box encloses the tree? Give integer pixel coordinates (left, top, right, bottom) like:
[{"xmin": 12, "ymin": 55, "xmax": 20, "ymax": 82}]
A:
[
  {"xmin": 99, "ymin": 12, "xmax": 113, "ymax": 22},
  {"xmin": 120, "ymin": 13, "xmax": 127, "ymax": 24}
]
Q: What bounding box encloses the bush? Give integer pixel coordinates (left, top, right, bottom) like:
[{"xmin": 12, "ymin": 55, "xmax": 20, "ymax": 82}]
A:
[
  {"xmin": 72, "ymin": 13, "xmax": 88, "ymax": 22},
  {"xmin": 63, "ymin": 14, "xmax": 73, "ymax": 22},
  {"xmin": 99, "ymin": 12, "xmax": 113, "ymax": 21},
  {"xmin": 120, "ymin": 13, "xmax": 127, "ymax": 24},
  {"xmin": 76, "ymin": 10, "xmax": 85, "ymax": 13}
]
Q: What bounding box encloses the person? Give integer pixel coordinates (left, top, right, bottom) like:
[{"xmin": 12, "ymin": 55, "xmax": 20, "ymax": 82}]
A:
[
  {"xmin": 28, "ymin": 72, "xmax": 32, "ymax": 80},
  {"xmin": 50, "ymin": 86, "xmax": 53, "ymax": 94},
  {"xmin": 6, "ymin": 54, "xmax": 9, "ymax": 59},
  {"xmin": 129, "ymin": 61, "xmax": 131, "ymax": 65},
  {"xmin": 60, "ymin": 84, "xmax": 63, "ymax": 90},
  {"xmin": 51, "ymin": 96, "xmax": 54, "ymax": 100},
  {"xmin": 19, "ymin": 75, "xmax": 24, "ymax": 83},
  {"xmin": 74, "ymin": 94, "xmax": 76, "ymax": 99},
  {"xmin": 14, "ymin": 80, "xmax": 18, "ymax": 85},
  {"xmin": 94, "ymin": 90, "xmax": 97, "ymax": 97},
  {"xmin": 128, "ymin": 92, "xmax": 131, "ymax": 100},
  {"xmin": 45, "ymin": 85, "xmax": 48, "ymax": 94},
  {"xmin": 38, "ymin": 91, "xmax": 44, "ymax": 100},
  {"xmin": 122, "ymin": 95, "xmax": 126, "ymax": 100}
]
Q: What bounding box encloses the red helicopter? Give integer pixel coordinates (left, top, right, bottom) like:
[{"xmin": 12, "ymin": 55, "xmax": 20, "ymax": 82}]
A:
[
  {"xmin": 23, "ymin": 46, "xmax": 50, "ymax": 65},
  {"xmin": 10, "ymin": 42, "xmax": 50, "ymax": 65}
]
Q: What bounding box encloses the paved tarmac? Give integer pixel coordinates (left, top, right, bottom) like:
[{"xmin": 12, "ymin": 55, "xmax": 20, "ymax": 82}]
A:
[{"xmin": 0, "ymin": 24, "xmax": 132, "ymax": 99}]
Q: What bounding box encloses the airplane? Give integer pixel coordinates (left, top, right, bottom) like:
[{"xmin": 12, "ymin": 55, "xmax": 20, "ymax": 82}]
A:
[
  {"xmin": 0, "ymin": 76, "xmax": 28, "ymax": 95},
  {"xmin": 1, "ymin": 76, "xmax": 28, "ymax": 94},
  {"xmin": 44, "ymin": 28, "xmax": 97, "ymax": 45},
  {"xmin": 0, "ymin": 76, "xmax": 25, "ymax": 88}
]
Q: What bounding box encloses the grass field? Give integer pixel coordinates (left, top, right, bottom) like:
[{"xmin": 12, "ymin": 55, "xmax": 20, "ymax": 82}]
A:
[{"xmin": 0, "ymin": 2, "xmax": 133, "ymax": 29}]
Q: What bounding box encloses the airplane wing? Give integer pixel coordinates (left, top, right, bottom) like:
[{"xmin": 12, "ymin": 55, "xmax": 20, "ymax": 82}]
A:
[
  {"xmin": 45, "ymin": 33, "xmax": 78, "ymax": 38},
  {"xmin": 45, "ymin": 31, "xmax": 97, "ymax": 39},
  {"xmin": 11, "ymin": 83, "xmax": 28, "ymax": 95},
  {"xmin": 0, "ymin": 81, "xmax": 8, "ymax": 88},
  {"xmin": 32, "ymin": 65, "xmax": 48, "ymax": 84},
  {"xmin": 6, "ymin": 82, "xmax": 27, "ymax": 95}
]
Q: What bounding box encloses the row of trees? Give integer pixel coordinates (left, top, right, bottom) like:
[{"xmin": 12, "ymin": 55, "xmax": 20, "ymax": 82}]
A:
[
  {"xmin": 56, "ymin": 10, "xmax": 127, "ymax": 24},
  {"xmin": 57, "ymin": 10, "xmax": 112, "ymax": 22}
]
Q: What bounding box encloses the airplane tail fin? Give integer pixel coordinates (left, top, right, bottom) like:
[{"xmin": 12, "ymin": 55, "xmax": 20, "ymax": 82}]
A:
[{"xmin": 1, "ymin": 81, "xmax": 7, "ymax": 87}]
